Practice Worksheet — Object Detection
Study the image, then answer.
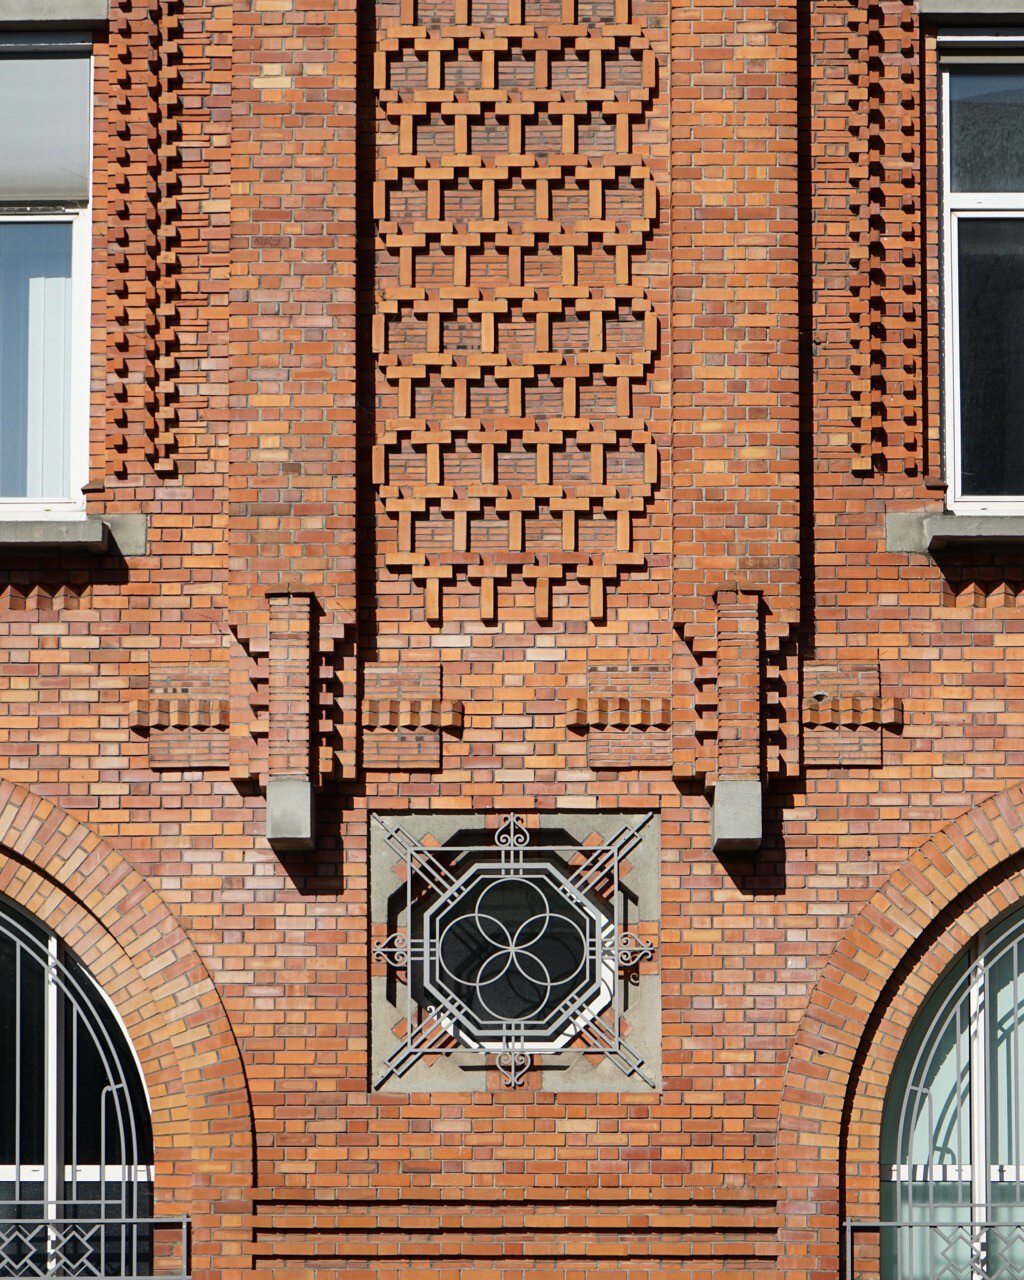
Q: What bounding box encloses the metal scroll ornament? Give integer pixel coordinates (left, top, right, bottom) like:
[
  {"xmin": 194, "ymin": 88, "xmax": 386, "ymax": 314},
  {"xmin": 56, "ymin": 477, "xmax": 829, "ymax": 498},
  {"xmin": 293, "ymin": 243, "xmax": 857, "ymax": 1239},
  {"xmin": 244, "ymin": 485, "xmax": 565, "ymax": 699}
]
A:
[{"xmin": 373, "ymin": 812, "xmax": 655, "ymax": 1089}]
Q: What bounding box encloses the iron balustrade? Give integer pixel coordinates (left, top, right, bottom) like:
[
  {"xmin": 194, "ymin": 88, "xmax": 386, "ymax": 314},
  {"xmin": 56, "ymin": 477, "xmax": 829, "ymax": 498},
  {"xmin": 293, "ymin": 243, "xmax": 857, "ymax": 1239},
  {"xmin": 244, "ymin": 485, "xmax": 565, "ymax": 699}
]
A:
[
  {"xmin": 847, "ymin": 1216, "xmax": 1024, "ymax": 1280},
  {"xmin": 0, "ymin": 1204, "xmax": 188, "ymax": 1278}
]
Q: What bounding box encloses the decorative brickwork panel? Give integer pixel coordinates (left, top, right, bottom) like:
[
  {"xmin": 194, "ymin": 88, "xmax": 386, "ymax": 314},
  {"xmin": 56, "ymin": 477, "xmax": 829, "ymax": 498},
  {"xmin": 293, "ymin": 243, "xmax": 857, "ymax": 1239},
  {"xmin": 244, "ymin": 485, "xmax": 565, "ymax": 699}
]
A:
[
  {"xmin": 131, "ymin": 651, "xmax": 231, "ymax": 771},
  {"xmin": 362, "ymin": 660, "xmax": 462, "ymax": 770},
  {"xmin": 802, "ymin": 661, "xmax": 903, "ymax": 768},
  {"xmin": 373, "ymin": 0, "xmax": 659, "ymax": 623},
  {"xmin": 569, "ymin": 662, "xmax": 671, "ymax": 769}
]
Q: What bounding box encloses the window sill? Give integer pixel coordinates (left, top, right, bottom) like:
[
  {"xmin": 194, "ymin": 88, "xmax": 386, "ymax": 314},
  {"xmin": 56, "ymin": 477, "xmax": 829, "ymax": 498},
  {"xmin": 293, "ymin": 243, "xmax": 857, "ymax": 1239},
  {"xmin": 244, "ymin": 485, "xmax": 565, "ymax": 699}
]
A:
[
  {"xmin": 0, "ymin": 1, "xmax": 107, "ymax": 26},
  {"xmin": 920, "ymin": 0, "xmax": 1024, "ymax": 18},
  {"xmin": 886, "ymin": 510, "xmax": 1024, "ymax": 552},
  {"xmin": 0, "ymin": 513, "xmax": 147, "ymax": 555}
]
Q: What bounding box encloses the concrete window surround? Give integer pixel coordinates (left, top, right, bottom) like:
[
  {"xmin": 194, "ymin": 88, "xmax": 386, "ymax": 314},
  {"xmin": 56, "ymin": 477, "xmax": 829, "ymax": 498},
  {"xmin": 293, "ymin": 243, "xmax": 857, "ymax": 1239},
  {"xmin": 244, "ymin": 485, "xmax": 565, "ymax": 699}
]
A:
[
  {"xmin": 0, "ymin": 1, "xmax": 107, "ymax": 25},
  {"xmin": 0, "ymin": 514, "xmax": 147, "ymax": 555},
  {"xmin": 371, "ymin": 811, "xmax": 662, "ymax": 1093}
]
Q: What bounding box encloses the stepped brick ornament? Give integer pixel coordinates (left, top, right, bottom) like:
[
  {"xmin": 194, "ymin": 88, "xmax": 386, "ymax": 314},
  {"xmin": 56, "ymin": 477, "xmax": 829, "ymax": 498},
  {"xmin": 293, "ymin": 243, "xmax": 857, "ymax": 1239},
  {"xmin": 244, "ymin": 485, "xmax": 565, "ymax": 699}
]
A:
[
  {"xmin": 373, "ymin": 0, "xmax": 659, "ymax": 623},
  {"xmin": 372, "ymin": 812, "xmax": 655, "ymax": 1088}
]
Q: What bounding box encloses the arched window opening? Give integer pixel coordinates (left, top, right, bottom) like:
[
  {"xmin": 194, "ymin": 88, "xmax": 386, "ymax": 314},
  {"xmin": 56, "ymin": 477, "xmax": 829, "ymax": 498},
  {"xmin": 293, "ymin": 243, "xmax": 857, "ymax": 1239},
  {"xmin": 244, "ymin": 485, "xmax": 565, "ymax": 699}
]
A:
[
  {"xmin": 863, "ymin": 904, "xmax": 1024, "ymax": 1280},
  {"xmin": 0, "ymin": 898, "xmax": 181, "ymax": 1278}
]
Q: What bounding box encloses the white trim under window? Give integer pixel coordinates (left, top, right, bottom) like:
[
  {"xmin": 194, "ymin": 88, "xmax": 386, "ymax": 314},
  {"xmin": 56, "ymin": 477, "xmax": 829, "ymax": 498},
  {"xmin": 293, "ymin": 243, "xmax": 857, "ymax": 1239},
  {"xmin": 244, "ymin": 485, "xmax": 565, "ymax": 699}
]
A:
[{"xmin": 942, "ymin": 59, "xmax": 1024, "ymax": 512}]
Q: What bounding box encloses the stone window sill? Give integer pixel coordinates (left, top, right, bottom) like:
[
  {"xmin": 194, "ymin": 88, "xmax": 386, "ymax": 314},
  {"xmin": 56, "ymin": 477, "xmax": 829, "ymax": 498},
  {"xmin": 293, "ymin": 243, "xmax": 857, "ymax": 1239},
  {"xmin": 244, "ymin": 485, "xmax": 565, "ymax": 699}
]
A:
[
  {"xmin": 920, "ymin": 0, "xmax": 1024, "ymax": 19},
  {"xmin": 886, "ymin": 511, "xmax": 1024, "ymax": 553},
  {"xmin": 0, "ymin": 514, "xmax": 147, "ymax": 556},
  {"xmin": 0, "ymin": 1, "xmax": 107, "ymax": 26}
]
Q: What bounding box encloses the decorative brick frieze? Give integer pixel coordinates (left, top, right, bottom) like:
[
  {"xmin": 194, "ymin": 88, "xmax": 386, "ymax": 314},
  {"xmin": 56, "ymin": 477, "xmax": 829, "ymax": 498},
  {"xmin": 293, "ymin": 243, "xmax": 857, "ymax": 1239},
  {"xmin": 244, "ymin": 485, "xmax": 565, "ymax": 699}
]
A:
[
  {"xmin": 130, "ymin": 651, "xmax": 231, "ymax": 771},
  {"xmin": 569, "ymin": 662, "xmax": 671, "ymax": 769},
  {"xmin": 802, "ymin": 661, "xmax": 903, "ymax": 768},
  {"xmin": 362, "ymin": 659, "xmax": 462, "ymax": 771},
  {"xmin": 373, "ymin": 0, "xmax": 661, "ymax": 623}
]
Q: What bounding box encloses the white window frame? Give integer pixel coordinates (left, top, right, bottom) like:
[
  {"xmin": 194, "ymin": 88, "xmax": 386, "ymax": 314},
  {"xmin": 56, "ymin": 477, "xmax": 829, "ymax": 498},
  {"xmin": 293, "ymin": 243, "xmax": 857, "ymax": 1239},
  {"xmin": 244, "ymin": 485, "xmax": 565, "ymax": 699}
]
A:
[
  {"xmin": 942, "ymin": 55, "xmax": 1024, "ymax": 513},
  {"xmin": 0, "ymin": 49, "xmax": 92, "ymax": 521}
]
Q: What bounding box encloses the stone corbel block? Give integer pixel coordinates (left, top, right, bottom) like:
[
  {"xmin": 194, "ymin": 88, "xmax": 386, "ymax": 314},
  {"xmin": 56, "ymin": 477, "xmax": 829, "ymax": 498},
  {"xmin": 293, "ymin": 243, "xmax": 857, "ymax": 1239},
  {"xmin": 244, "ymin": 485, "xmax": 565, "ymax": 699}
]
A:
[
  {"xmin": 266, "ymin": 593, "xmax": 316, "ymax": 851},
  {"xmin": 711, "ymin": 590, "xmax": 763, "ymax": 854}
]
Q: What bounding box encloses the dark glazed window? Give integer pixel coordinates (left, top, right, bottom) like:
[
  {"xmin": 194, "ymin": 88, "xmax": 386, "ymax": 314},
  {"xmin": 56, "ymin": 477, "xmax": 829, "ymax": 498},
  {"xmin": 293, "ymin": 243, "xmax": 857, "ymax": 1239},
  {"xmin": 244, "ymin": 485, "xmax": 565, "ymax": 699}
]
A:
[
  {"xmin": 957, "ymin": 218, "xmax": 1024, "ymax": 496},
  {"xmin": 949, "ymin": 71, "xmax": 1024, "ymax": 193},
  {"xmin": 946, "ymin": 66, "xmax": 1024, "ymax": 502}
]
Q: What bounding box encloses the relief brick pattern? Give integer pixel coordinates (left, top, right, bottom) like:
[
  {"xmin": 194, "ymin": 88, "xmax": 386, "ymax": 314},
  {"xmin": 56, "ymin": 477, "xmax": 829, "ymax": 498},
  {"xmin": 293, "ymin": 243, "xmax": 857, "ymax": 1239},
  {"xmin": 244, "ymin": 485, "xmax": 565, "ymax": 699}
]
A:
[{"xmin": 373, "ymin": 0, "xmax": 660, "ymax": 623}]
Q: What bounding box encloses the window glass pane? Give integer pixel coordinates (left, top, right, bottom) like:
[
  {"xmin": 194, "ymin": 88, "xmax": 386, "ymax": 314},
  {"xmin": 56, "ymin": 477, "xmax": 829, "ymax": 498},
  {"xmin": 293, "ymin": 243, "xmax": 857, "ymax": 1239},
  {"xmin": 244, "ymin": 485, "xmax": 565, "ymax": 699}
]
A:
[
  {"xmin": 956, "ymin": 218, "xmax": 1024, "ymax": 497},
  {"xmin": 0, "ymin": 933, "xmax": 45, "ymax": 1166},
  {"xmin": 949, "ymin": 70, "xmax": 1024, "ymax": 193},
  {"xmin": 986, "ymin": 930, "xmax": 1024, "ymax": 1168},
  {"xmin": 62, "ymin": 952, "xmax": 153, "ymax": 1167},
  {"xmin": 0, "ymin": 222, "xmax": 72, "ymax": 501},
  {"xmin": 0, "ymin": 54, "xmax": 90, "ymax": 203}
]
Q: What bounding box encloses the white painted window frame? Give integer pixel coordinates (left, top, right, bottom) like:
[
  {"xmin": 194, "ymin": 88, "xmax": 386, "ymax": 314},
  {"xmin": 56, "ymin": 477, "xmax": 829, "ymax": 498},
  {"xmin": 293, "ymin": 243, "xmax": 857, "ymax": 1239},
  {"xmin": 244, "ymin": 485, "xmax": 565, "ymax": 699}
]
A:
[
  {"xmin": 0, "ymin": 50, "xmax": 92, "ymax": 521},
  {"xmin": 942, "ymin": 56, "xmax": 1024, "ymax": 513}
]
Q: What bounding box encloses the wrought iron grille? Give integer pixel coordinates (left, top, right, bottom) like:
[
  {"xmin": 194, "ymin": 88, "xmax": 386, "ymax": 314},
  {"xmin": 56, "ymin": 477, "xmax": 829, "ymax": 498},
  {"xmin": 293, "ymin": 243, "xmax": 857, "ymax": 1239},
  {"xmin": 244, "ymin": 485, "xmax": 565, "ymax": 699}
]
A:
[
  {"xmin": 0, "ymin": 1205, "xmax": 188, "ymax": 1279},
  {"xmin": 855, "ymin": 903, "xmax": 1024, "ymax": 1279},
  {"xmin": 847, "ymin": 1217, "xmax": 1024, "ymax": 1280},
  {"xmin": 0, "ymin": 897, "xmax": 184, "ymax": 1278},
  {"xmin": 373, "ymin": 812, "xmax": 656, "ymax": 1088}
]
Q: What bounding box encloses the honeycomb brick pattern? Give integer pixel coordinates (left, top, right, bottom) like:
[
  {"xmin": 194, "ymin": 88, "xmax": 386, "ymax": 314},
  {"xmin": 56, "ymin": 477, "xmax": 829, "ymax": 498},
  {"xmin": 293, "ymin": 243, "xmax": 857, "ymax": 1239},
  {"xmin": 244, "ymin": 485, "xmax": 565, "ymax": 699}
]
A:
[{"xmin": 373, "ymin": 0, "xmax": 660, "ymax": 623}]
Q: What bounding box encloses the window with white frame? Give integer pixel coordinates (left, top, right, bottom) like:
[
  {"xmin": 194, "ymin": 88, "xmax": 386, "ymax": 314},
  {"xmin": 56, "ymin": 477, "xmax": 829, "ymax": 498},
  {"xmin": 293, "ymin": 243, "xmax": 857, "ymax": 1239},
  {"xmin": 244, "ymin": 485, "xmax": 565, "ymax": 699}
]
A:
[
  {"xmin": 0, "ymin": 897, "xmax": 157, "ymax": 1278},
  {"xmin": 878, "ymin": 904, "xmax": 1024, "ymax": 1280},
  {"xmin": 0, "ymin": 34, "xmax": 92, "ymax": 515}
]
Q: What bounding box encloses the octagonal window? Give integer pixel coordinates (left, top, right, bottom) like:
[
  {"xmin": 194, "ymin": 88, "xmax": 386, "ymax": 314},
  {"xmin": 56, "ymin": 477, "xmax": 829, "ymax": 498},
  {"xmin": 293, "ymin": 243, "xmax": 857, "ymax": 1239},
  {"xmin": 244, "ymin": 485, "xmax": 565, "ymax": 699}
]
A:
[{"xmin": 416, "ymin": 859, "xmax": 611, "ymax": 1052}]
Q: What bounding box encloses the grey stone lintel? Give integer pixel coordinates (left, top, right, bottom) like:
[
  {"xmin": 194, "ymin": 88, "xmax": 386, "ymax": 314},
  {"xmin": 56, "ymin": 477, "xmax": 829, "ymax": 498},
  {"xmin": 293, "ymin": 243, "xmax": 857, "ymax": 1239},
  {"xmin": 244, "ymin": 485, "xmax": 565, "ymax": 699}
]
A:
[
  {"xmin": 0, "ymin": 514, "xmax": 147, "ymax": 556},
  {"xmin": 886, "ymin": 510, "xmax": 1024, "ymax": 553},
  {"xmin": 920, "ymin": 0, "xmax": 1024, "ymax": 19},
  {"xmin": 267, "ymin": 777, "xmax": 316, "ymax": 852},
  {"xmin": 0, "ymin": 0, "xmax": 107, "ymax": 24},
  {"xmin": 711, "ymin": 779, "xmax": 763, "ymax": 854}
]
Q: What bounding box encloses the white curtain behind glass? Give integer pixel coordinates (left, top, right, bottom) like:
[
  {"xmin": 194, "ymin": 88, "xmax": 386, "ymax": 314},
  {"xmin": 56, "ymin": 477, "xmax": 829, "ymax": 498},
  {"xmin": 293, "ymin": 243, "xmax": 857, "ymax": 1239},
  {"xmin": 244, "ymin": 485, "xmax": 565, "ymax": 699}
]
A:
[{"xmin": 0, "ymin": 224, "xmax": 73, "ymax": 500}]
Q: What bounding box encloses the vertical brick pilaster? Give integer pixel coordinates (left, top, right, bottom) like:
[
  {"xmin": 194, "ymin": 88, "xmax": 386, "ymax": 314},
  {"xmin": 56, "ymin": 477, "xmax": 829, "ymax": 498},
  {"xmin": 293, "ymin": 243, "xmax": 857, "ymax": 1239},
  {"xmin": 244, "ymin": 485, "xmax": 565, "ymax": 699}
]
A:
[
  {"xmin": 268, "ymin": 592, "xmax": 314, "ymax": 780},
  {"xmin": 715, "ymin": 589, "xmax": 763, "ymax": 782}
]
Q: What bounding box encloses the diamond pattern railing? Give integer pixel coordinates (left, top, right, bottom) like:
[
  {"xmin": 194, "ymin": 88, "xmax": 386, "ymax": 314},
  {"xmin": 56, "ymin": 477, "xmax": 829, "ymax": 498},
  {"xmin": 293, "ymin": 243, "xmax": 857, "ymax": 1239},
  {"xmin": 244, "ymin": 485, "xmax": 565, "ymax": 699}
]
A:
[
  {"xmin": 847, "ymin": 1219, "xmax": 1024, "ymax": 1280},
  {"xmin": 0, "ymin": 1213, "xmax": 188, "ymax": 1279}
]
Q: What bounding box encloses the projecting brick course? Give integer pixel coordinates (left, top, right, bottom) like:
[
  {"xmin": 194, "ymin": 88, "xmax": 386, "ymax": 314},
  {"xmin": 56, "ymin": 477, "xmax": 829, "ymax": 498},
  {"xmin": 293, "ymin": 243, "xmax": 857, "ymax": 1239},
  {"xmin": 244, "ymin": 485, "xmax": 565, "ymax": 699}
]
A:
[{"xmin": 1, "ymin": 0, "xmax": 1021, "ymax": 1276}]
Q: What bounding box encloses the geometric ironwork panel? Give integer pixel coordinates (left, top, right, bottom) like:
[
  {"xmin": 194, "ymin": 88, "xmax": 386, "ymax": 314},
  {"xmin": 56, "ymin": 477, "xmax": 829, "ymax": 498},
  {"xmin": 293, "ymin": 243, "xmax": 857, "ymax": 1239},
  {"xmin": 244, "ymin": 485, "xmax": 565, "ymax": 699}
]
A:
[{"xmin": 372, "ymin": 811, "xmax": 659, "ymax": 1089}]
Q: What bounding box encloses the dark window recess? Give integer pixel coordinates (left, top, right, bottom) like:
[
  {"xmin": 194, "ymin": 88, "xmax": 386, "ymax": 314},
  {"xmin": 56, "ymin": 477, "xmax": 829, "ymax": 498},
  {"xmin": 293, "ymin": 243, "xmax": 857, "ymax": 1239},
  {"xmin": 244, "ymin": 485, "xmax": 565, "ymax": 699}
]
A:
[
  {"xmin": 957, "ymin": 218, "xmax": 1024, "ymax": 497},
  {"xmin": 950, "ymin": 70, "xmax": 1024, "ymax": 193}
]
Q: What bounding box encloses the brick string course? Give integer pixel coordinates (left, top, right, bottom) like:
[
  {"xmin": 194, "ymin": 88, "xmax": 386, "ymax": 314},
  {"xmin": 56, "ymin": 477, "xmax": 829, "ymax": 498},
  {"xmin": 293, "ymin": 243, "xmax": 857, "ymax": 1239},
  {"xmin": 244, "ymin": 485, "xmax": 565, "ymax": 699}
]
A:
[{"xmin": 0, "ymin": 0, "xmax": 1019, "ymax": 1277}]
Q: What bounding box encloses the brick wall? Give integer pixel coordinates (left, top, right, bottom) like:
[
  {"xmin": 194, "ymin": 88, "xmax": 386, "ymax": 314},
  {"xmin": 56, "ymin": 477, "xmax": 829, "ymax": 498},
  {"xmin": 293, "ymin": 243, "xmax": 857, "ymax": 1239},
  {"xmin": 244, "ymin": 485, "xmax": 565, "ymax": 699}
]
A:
[{"xmin": 2, "ymin": 0, "xmax": 1022, "ymax": 1276}]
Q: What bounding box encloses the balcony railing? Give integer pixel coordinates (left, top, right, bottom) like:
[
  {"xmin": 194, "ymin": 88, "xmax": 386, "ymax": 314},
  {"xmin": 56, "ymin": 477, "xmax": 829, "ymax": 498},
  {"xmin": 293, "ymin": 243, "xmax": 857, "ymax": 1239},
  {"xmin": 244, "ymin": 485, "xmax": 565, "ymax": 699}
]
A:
[
  {"xmin": 846, "ymin": 1217, "xmax": 1024, "ymax": 1280},
  {"xmin": 0, "ymin": 1208, "xmax": 189, "ymax": 1279}
]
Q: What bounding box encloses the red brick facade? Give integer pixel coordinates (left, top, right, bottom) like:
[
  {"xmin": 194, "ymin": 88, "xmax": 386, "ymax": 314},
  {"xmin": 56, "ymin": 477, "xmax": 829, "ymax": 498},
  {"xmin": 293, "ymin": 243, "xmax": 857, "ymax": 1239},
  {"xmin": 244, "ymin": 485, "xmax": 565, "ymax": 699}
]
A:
[{"xmin": 4, "ymin": 0, "xmax": 1022, "ymax": 1276}]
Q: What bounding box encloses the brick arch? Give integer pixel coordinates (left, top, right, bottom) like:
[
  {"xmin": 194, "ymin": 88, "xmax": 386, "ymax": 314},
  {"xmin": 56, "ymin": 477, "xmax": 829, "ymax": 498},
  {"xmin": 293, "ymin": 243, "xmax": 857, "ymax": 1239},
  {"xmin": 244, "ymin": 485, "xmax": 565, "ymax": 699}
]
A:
[
  {"xmin": 777, "ymin": 783, "xmax": 1024, "ymax": 1280},
  {"xmin": 0, "ymin": 780, "xmax": 253, "ymax": 1280}
]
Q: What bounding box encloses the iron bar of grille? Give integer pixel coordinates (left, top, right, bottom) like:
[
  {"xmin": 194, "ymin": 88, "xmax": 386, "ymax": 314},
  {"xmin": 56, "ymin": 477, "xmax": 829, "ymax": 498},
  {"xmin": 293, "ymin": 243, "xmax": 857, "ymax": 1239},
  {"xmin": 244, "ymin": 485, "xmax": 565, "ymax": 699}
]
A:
[
  {"xmin": 846, "ymin": 1217, "xmax": 1024, "ymax": 1280},
  {"xmin": 0, "ymin": 1210, "xmax": 188, "ymax": 1279}
]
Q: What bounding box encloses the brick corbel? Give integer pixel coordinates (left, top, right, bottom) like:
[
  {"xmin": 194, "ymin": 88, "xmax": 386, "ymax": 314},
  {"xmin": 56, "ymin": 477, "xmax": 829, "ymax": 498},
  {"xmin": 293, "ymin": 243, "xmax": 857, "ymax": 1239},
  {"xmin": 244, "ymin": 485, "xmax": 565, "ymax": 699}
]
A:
[{"xmin": 711, "ymin": 589, "xmax": 763, "ymax": 853}]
